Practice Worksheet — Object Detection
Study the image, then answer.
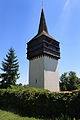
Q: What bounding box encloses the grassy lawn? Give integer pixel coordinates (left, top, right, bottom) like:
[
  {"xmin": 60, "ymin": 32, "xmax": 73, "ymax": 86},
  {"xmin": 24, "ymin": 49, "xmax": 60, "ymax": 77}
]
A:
[
  {"xmin": 0, "ymin": 109, "xmax": 79, "ymax": 120},
  {"xmin": 0, "ymin": 109, "xmax": 43, "ymax": 120}
]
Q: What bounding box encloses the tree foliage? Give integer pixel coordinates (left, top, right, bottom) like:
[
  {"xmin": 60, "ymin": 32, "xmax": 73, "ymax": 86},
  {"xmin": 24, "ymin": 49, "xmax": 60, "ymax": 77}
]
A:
[
  {"xmin": 60, "ymin": 71, "xmax": 80, "ymax": 91},
  {"xmin": 0, "ymin": 48, "xmax": 20, "ymax": 88}
]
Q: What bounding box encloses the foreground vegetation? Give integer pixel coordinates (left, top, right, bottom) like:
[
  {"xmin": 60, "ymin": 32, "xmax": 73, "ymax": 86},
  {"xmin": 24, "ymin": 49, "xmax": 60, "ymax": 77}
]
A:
[
  {"xmin": 0, "ymin": 109, "xmax": 80, "ymax": 120},
  {"xmin": 0, "ymin": 109, "xmax": 43, "ymax": 120},
  {"xmin": 0, "ymin": 85, "xmax": 80, "ymax": 119}
]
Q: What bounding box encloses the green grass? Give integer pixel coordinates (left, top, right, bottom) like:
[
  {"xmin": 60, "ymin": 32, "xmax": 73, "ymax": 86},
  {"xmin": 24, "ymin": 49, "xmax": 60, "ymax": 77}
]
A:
[
  {"xmin": 0, "ymin": 109, "xmax": 43, "ymax": 120},
  {"xmin": 0, "ymin": 109, "xmax": 79, "ymax": 120}
]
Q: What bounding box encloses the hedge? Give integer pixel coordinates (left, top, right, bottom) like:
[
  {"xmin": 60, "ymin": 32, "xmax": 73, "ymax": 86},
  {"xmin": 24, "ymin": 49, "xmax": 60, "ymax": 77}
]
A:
[{"xmin": 0, "ymin": 85, "xmax": 80, "ymax": 119}]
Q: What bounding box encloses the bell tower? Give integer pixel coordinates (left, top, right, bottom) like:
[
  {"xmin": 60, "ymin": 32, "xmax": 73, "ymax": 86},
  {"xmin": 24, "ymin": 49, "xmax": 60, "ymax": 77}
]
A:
[{"xmin": 27, "ymin": 8, "xmax": 60, "ymax": 91}]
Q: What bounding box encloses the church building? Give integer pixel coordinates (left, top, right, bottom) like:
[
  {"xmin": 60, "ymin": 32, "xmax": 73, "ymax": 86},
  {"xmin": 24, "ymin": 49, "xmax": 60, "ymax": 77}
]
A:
[{"xmin": 27, "ymin": 8, "xmax": 60, "ymax": 91}]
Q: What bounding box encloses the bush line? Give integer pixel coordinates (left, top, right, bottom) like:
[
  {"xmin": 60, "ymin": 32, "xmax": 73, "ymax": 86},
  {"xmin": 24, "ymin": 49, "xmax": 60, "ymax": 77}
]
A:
[{"xmin": 0, "ymin": 85, "xmax": 80, "ymax": 119}]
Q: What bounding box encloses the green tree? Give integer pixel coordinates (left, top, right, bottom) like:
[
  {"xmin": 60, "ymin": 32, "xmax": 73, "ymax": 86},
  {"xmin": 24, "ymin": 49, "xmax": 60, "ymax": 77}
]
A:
[
  {"xmin": 0, "ymin": 48, "xmax": 20, "ymax": 88},
  {"xmin": 60, "ymin": 72, "xmax": 68, "ymax": 91},
  {"xmin": 60, "ymin": 71, "xmax": 80, "ymax": 91}
]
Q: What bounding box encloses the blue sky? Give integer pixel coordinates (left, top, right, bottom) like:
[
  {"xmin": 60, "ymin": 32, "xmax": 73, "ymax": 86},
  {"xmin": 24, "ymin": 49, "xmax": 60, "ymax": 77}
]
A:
[{"xmin": 0, "ymin": 0, "xmax": 80, "ymax": 85}]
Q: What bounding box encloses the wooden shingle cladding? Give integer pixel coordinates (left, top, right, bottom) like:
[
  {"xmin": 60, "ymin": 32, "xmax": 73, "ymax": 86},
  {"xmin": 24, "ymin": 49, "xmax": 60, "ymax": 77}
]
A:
[{"xmin": 27, "ymin": 34, "xmax": 60, "ymax": 60}]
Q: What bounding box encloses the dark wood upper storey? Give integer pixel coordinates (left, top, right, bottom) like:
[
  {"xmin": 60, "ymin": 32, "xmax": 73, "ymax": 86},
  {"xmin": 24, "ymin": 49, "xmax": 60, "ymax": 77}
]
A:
[{"xmin": 27, "ymin": 9, "xmax": 60, "ymax": 60}]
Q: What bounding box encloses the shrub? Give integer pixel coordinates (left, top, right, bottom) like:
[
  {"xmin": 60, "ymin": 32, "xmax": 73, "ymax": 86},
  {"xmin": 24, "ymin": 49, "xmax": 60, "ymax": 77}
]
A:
[{"xmin": 0, "ymin": 86, "xmax": 80, "ymax": 119}]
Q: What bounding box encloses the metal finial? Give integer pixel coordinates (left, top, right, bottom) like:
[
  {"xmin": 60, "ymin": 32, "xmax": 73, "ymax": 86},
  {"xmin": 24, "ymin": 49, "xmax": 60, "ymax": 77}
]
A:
[{"xmin": 42, "ymin": 0, "xmax": 43, "ymax": 9}]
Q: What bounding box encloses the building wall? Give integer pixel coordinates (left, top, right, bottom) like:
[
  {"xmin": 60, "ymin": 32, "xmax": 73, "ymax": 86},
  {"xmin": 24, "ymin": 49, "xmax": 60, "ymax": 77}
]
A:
[
  {"xmin": 44, "ymin": 56, "xmax": 59, "ymax": 91},
  {"xmin": 29, "ymin": 56, "xmax": 44, "ymax": 88},
  {"xmin": 29, "ymin": 56, "xmax": 59, "ymax": 91}
]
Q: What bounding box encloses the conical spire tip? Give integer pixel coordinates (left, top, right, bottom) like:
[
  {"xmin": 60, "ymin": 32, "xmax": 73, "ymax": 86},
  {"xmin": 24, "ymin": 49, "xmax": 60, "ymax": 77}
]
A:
[{"xmin": 38, "ymin": 7, "xmax": 48, "ymax": 34}]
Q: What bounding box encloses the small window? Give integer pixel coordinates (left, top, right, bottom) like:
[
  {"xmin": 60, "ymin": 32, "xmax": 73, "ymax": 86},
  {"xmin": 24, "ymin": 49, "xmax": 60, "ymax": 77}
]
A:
[{"xmin": 35, "ymin": 80, "xmax": 37, "ymax": 84}]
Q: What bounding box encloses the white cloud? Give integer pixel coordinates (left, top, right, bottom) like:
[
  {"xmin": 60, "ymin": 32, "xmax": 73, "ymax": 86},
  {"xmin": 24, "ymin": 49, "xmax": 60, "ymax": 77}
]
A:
[
  {"xmin": 63, "ymin": 0, "xmax": 70, "ymax": 10},
  {"xmin": 63, "ymin": 0, "xmax": 79, "ymax": 11},
  {"xmin": 54, "ymin": 0, "xmax": 80, "ymax": 36}
]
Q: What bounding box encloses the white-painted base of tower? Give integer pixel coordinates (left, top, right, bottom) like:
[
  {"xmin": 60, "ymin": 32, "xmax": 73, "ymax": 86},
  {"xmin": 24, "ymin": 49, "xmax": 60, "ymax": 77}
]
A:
[{"xmin": 29, "ymin": 55, "xmax": 59, "ymax": 91}]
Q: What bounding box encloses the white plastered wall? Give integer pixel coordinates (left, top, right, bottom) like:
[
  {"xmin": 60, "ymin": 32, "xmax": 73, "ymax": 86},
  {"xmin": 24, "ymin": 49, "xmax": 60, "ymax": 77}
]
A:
[
  {"xmin": 29, "ymin": 56, "xmax": 44, "ymax": 88},
  {"xmin": 29, "ymin": 55, "xmax": 59, "ymax": 91},
  {"xmin": 44, "ymin": 56, "xmax": 59, "ymax": 91}
]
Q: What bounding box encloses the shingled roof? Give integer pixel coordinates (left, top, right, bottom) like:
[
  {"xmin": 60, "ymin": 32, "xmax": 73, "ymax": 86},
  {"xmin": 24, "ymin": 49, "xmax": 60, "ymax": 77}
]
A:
[
  {"xmin": 38, "ymin": 8, "xmax": 48, "ymax": 34},
  {"xmin": 33, "ymin": 8, "xmax": 58, "ymax": 42}
]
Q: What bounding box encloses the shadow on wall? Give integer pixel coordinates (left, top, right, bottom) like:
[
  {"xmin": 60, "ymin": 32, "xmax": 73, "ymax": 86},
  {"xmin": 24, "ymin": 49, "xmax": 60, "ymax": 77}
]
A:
[{"xmin": 44, "ymin": 56, "xmax": 58, "ymax": 72}]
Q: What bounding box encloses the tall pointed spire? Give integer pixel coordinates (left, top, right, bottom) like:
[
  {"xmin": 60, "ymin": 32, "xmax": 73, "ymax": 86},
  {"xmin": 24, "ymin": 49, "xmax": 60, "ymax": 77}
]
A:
[{"xmin": 38, "ymin": 8, "xmax": 48, "ymax": 34}]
